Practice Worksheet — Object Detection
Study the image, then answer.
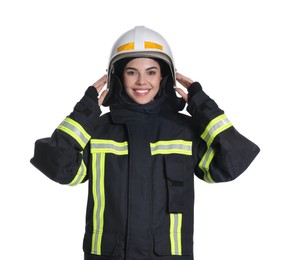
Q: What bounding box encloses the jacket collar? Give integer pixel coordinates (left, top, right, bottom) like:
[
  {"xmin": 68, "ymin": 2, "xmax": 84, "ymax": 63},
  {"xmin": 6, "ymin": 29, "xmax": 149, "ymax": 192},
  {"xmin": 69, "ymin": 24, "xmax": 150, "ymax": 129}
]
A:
[{"xmin": 109, "ymin": 95, "xmax": 165, "ymax": 124}]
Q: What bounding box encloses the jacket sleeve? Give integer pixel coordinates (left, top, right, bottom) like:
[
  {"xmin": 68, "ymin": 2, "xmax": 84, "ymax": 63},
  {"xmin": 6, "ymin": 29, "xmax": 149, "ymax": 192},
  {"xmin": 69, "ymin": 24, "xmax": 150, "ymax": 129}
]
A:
[
  {"xmin": 30, "ymin": 86, "xmax": 101, "ymax": 185},
  {"xmin": 187, "ymin": 82, "xmax": 260, "ymax": 183}
]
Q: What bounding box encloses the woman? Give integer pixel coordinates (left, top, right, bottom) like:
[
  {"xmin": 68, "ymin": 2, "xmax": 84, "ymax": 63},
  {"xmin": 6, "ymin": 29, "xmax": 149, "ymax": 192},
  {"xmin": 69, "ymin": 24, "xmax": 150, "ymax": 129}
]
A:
[{"xmin": 31, "ymin": 26, "xmax": 259, "ymax": 260}]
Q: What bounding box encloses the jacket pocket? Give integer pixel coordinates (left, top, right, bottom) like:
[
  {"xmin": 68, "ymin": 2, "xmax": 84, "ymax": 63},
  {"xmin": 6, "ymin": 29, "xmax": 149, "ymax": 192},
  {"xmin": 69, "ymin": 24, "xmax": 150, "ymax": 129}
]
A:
[
  {"xmin": 164, "ymin": 155, "xmax": 193, "ymax": 213},
  {"xmin": 153, "ymin": 233, "xmax": 193, "ymax": 256},
  {"xmin": 83, "ymin": 231, "xmax": 119, "ymax": 256}
]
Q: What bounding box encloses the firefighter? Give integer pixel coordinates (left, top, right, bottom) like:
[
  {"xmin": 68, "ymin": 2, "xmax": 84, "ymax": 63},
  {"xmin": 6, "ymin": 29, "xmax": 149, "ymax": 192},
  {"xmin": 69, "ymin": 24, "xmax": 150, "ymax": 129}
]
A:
[{"xmin": 31, "ymin": 26, "xmax": 260, "ymax": 260}]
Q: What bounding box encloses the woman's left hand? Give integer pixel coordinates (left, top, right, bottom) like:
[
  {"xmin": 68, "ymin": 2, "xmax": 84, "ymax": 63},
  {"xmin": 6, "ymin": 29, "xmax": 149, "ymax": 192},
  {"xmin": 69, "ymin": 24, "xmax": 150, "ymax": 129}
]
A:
[{"xmin": 175, "ymin": 72, "xmax": 194, "ymax": 102}]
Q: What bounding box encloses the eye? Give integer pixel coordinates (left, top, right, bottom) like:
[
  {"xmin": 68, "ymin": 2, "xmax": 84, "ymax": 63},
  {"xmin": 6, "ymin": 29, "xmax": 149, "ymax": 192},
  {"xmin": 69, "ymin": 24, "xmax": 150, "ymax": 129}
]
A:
[
  {"xmin": 126, "ymin": 70, "xmax": 137, "ymax": 76},
  {"xmin": 147, "ymin": 70, "xmax": 157, "ymax": 76}
]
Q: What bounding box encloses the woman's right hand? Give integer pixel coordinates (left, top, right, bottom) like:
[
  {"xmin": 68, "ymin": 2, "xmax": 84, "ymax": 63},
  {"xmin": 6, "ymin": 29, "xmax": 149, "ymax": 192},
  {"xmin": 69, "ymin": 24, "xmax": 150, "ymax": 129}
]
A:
[{"xmin": 93, "ymin": 74, "xmax": 108, "ymax": 106}]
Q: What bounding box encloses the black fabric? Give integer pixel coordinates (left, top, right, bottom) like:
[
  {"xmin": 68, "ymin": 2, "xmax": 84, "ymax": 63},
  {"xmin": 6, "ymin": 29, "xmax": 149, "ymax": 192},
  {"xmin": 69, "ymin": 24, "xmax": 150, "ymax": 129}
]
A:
[
  {"xmin": 109, "ymin": 93, "xmax": 164, "ymax": 124},
  {"xmin": 86, "ymin": 85, "xmax": 100, "ymax": 100},
  {"xmin": 187, "ymin": 81, "xmax": 202, "ymax": 96},
  {"xmin": 161, "ymin": 75, "xmax": 186, "ymax": 112}
]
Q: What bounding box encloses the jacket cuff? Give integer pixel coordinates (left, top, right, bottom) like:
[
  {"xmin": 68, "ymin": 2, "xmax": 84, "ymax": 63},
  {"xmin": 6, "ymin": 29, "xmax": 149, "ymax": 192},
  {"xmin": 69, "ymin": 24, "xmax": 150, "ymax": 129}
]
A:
[
  {"xmin": 187, "ymin": 83, "xmax": 224, "ymax": 133},
  {"xmin": 68, "ymin": 86, "xmax": 102, "ymax": 134}
]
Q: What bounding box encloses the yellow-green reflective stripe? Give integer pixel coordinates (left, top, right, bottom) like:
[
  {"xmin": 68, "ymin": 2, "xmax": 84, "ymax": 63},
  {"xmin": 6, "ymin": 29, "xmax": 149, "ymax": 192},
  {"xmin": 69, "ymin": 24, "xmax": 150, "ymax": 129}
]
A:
[
  {"xmin": 150, "ymin": 140, "xmax": 192, "ymax": 155},
  {"xmin": 68, "ymin": 158, "xmax": 87, "ymax": 186},
  {"xmin": 90, "ymin": 139, "xmax": 128, "ymax": 155},
  {"xmin": 199, "ymin": 115, "xmax": 232, "ymax": 183},
  {"xmin": 57, "ymin": 117, "xmax": 91, "ymax": 148},
  {"xmin": 170, "ymin": 213, "xmax": 182, "ymax": 255},
  {"xmin": 199, "ymin": 147, "xmax": 215, "ymax": 183},
  {"xmin": 201, "ymin": 114, "xmax": 232, "ymax": 146},
  {"xmin": 91, "ymin": 153, "xmax": 105, "ymax": 255}
]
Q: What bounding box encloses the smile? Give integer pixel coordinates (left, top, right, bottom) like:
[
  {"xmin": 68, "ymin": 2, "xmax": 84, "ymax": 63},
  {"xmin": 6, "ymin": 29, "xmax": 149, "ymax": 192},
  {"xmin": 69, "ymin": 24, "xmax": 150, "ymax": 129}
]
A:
[{"xmin": 133, "ymin": 89, "xmax": 151, "ymax": 95}]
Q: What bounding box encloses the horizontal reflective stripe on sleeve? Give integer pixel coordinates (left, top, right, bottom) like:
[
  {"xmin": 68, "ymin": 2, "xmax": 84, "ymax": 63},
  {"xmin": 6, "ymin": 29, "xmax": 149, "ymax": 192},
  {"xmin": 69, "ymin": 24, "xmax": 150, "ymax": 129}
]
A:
[
  {"xmin": 57, "ymin": 117, "xmax": 91, "ymax": 148},
  {"xmin": 90, "ymin": 139, "xmax": 128, "ymax": 155},
  {"xmin": 150, "ymin": 140, "xmax": 192, "ymax": 155},
  {"xmin": 69, "ymin": 157, "xmax": 87, "ymax": 186},
  {"xmin": 201, "ymin": 114, "xmax": 232, "ymax": 146}
]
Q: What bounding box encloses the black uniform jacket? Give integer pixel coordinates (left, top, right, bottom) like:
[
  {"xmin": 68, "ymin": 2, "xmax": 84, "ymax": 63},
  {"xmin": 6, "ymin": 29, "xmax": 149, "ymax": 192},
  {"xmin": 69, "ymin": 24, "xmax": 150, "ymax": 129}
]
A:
[{"xmin": 31, "ymin": 82, "xmax": 260, "ymax": 260}]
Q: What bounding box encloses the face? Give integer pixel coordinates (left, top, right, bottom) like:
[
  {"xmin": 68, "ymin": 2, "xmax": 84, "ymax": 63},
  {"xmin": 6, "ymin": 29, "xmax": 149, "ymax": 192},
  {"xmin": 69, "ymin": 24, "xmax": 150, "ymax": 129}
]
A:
[{"xmin": 123, "ymin": 58, "xmax": 162, "ymax": 104}]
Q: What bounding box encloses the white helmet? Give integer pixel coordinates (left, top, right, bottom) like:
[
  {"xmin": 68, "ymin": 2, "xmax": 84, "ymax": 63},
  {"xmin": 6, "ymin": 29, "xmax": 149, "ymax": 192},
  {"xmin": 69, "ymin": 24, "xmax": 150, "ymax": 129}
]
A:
[{"xmin": 107, "ymin": 26, "xmax": 176, "ymax": 87}]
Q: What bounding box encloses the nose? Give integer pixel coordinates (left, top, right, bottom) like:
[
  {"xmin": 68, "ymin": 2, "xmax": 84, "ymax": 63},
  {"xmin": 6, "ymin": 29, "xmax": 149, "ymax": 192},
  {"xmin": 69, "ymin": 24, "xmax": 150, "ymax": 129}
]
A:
[{"xmin": 136, "ymin": 74, "xmax": 147, "ymax": 85}]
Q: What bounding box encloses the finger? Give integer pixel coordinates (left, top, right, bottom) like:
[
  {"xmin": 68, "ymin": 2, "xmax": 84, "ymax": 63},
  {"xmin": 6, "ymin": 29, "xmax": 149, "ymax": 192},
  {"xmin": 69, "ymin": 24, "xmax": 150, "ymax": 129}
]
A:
[
  {"xmin": 93, "ymin": 74, "xmax": 108, "ymax": 90},
  {"xmin": 98, "ymin": 89, "xmax": 109, "ymax": 106},
  {"xmin": 175, "ymin": 87, "xmax": 188, "ymax": 103},
  {"xmin": 176, "ymin": 72, "xmax": 193, "ymax": 89},
  {"xmin": 176, "ymin": 72, "xmax": 193, "ymax": 85},
  {"xmin": 93, "ymin": 75, "xmax": 108, "ymax": 93}
]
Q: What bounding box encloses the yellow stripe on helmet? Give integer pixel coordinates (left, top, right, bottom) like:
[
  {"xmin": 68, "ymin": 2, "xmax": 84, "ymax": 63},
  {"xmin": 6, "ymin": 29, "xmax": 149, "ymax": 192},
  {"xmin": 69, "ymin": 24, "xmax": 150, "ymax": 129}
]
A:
[
  {"xmin": 145, "ymin": 41, "xmax": 163, "ymax": 50},
  {"xmin": 117, "ymin": 42, "xmax": 135, "ymax": 52}
]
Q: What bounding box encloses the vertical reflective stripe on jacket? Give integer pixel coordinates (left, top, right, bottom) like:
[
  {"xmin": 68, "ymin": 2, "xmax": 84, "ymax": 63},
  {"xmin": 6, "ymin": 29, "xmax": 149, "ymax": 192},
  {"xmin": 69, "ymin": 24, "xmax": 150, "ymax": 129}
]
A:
[
  {"xmin": 57, "ymin": 117, "xmax": 91, "ymax": 148},
  {"xmin": 170, "ymin": 213, "xmax": 182, "ymax": 255},
  {"xmin": 150, "ymin": 140, "xmax": 192, "ymax": 155},
  {"xmin": 91, "ymin": 153, "xmax": 106, "ymax": 255},
  {"xmin": 90, "ymin": 139, "xmax": 129, "ymax": 255},
  {"xmin": 199, "ymin": 114, "xmax": 232, "ymax": 182}
]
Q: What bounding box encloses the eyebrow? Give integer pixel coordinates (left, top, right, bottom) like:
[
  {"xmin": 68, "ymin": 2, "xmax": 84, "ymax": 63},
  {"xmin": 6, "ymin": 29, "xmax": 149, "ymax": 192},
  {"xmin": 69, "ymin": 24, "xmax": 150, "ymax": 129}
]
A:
[{"xmin": 125, "ymin": 66, "xmax": 159, "ymax": 71}]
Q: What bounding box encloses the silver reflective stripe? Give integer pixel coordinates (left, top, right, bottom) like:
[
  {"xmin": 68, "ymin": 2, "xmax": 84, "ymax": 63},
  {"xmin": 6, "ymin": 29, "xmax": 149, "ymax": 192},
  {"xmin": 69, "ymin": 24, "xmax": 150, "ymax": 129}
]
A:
[
  {"xmin": 91, "ymin": 153, "xmax": 105, "ymax": 255},
  {"xmin": 69, "ymin": 159, "xmax": 87, "ymax": 186},
  {"xmin": 199, "ymin": 114, "xmax": 233, "ymax": 183},
  {"xmin": 173, "ymin": 214, "xmax": 179, "ymax": 255},
  {"xmin": 201, "ymin": 114, "xmax": 232, "ymax": 146},
  {"xmin": 91, "ymin": 139, "xmax": 128, "ymax": 155},
  {"xmin": 57, "ymin": 117, "xmax": 91, "ymax": 148},
  {"xmin": 203, "ymin": 117, "xmax": 230, "ymax": 141},
  {"xmin": 150, "ymin": 140, "xmax": 192, "ymax": 155},
  {"xmin": 91, "ymin": 143, "xmax": 127, "ymax": 152},
  {"xmin": 199, "ymin": 147, "xmax": 215, "ymax": 183},
  {"xmin": 170, "ymin": 213, "xmax": 182, "ymax": 255},
  {"xmin": 60, "ymin": 120, "xmax": 89, "ymax": 145}
]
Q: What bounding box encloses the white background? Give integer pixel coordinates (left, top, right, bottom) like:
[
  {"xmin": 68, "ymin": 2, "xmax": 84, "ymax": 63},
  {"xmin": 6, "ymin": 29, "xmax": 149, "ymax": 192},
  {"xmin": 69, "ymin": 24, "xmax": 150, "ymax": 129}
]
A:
[{"xmin": 0, "ymin": 0, "xmax": 286, "ymax": 259}]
